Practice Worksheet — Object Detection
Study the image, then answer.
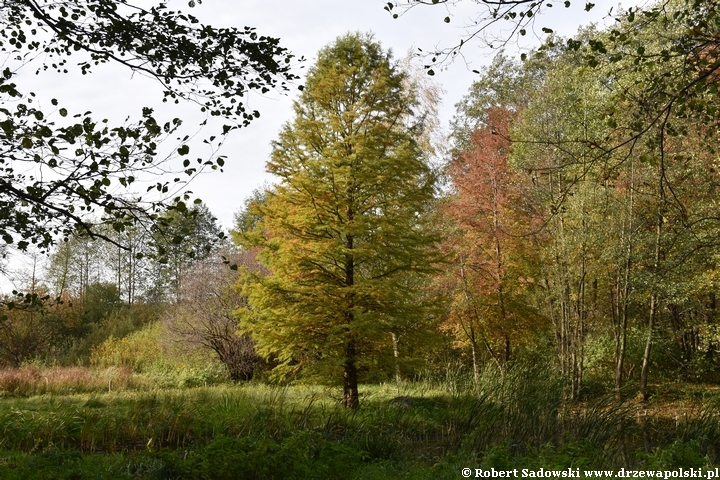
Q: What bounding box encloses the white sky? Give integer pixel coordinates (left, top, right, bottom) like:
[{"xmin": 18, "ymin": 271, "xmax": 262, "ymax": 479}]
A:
[
  {"xmin": 4, "ymin": 0, "xmax": 638, "ymax": 290},
  {"xmin": 183, "ymin": 0, "xmax": 628, "ymax": 230}
]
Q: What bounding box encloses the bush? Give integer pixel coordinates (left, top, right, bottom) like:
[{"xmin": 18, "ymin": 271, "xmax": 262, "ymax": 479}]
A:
[
  {"xmin": 91, "ymin": 322, "xmax": 165, "ymax": 372},
  {"xmin": 91, "ymin": 322, "xmax": 231, "ymax": 387},
  {"xmin": 62, "ymin": 302, "xmax": 162, "ymax": 366}
]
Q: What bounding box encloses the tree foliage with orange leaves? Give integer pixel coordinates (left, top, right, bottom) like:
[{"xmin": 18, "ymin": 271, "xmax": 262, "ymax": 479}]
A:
[{"xmin": 440, "ymin": 107, "xmax": 541, "ymax": 381}]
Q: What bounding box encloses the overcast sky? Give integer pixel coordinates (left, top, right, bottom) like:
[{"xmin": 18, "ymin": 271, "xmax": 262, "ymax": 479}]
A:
[{"xmin": 5, "ymin": 0, "xmax": 640, "ymax": 289}]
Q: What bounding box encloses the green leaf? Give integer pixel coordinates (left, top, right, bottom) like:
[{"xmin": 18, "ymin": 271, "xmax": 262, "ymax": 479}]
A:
[{"xmin": 0, "ymin": 121, "xmax": 13, "ymax": 137}]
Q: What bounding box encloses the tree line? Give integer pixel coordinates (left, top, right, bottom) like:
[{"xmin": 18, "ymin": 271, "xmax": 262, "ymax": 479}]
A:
[{"xmin": 2, "ymin": 0, "xmax": 720, "ymax": 409}]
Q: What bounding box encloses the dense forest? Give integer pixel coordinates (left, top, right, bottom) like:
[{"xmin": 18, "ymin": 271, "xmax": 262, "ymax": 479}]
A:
[{"xmin": 2, "ymin": 0, "xmax": 720, "ymax": 477}]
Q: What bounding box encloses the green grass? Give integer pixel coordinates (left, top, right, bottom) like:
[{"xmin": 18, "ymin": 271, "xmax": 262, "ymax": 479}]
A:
[{"xmin": 0, "ymin": 365, "xmax": 718, "ymax": 479}]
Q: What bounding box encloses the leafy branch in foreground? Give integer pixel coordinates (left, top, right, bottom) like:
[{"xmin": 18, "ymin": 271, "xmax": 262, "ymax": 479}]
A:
[
  {"xmin": 0, "ymin": 0, "xmax": 300, "ymax": 254},
  {"xmin": 3, "ymin": 0, "xmax": 300, "ymax": 123}
]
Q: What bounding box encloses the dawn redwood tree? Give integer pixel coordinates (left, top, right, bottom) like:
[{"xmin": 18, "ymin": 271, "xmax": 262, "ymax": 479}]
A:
[
  {"xmin": 236, "ymin": 33, "xmax": 442, "ymax": 409},
  {"xmin": 443, "ymin": 108, "xmax": 540, "ymax": 379}
]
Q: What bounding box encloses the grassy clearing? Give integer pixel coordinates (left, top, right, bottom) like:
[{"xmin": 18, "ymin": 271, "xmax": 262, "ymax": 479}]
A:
[{"xmin": 0, "ymin": 365, "xmax": 718, "ymax": 479}]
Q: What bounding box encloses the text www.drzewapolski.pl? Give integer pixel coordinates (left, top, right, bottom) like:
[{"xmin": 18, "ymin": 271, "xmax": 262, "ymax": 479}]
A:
[{"xmin": 461, "ymin": 467, "xmax": 719, "ymax": 478}]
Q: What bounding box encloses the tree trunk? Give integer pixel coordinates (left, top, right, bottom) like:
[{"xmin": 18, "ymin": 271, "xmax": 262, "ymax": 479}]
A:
[
  {"xmin": 614, "ymin": 278, "xmax": 629, "ymax": 394},
  {"xmin": 492, "ymin": 175, "xmax": 511, "ymax": 365},
  {"xmin": 343, "ymin": 225, "xmax": 358, "ymax": 409},
  {"xmin": 391, "ymin": 332, "xmax": 401, "ymax": 385},
  {"xmin": 640, "ymin": 293, "xmax": 657, "ymax": 402},
  {"xmin": 458, "ymin": 256, "xmax": 485, "ymax": 384},
  {"xmin": 343, "ymin": 339, "xmax": 359, "ymax": 409},
  {"xmin": 641, "ymin": 136, "xmax": 666, "ymax": 403},
  {"xmin": 615, "ymin": 158, "xmax": 634, "ymax": 395}
]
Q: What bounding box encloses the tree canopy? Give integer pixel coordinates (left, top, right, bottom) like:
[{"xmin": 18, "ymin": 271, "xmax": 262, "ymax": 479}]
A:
[
  {"xmin": 0, "ymin": 0, "xmax": 298, "ymax": 256},
  {"xmin": 436, "ymin": 0, "xmax": 720, "ymax": 399},
  {"xmin": 236, "ymin": 33, "xmax": 442, "ymax": 408}
]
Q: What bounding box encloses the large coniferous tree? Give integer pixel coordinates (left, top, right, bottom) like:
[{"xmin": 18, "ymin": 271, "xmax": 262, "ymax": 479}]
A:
[{"xmin": 237, "ymin": 33, "xmax": 440, "ymax": 409}]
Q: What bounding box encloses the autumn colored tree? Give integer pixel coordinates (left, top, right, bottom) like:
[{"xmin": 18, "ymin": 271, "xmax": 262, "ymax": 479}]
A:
[
  {"xmin": 236, "ymin": 33, "xmax": 442, "ymax": 408},
  {"xmin": 442, "ymin": 108, "xmax": 541, "ymax": 381},
  {"xmin": 0, "ymin": 298, "xmax": 63, "ymax": 367},
  {"xmin": 504, "ymin": 8, "xmax": 720, "ymax": 398}
]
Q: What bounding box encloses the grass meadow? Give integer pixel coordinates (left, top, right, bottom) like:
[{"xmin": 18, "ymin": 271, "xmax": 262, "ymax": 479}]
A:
[{"xmin": 0, "ymin": 364, "xmax": 718, "ymax": 479}]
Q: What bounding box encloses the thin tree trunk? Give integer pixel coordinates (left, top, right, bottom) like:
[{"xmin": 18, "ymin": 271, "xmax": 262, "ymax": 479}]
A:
[
  {"xmin": 492, "ymin": 174, "xmax": 511, "ymax": 364},
  {"xmin": 458, "ymin": 256, "xmax": 488, "ymax": 384},
  {"xmin": 615, "ymin": 159, "xmax": 635, "ymax": 394},
  {"xmin": 641, "ymin": 136, "xmax": 666, "ymax": 403},
  {"xmin": 470, "ymin": 334, "xmax": 480, "ymax": 387},
  {"xmin": 640, "ymin": 293, "xmax": 658, "ymax": 402},
  {"xmin": 614, "ymin": 279, "xmax": 629, "ymax": 394},
  {"xmin": 391, "ymin": 332, "xmax": 401, "ymax": 385}
]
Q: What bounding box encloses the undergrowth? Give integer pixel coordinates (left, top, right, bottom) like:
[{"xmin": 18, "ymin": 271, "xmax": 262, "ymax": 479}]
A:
[{"xmin": 0, "ymin": 364, "xmax": 717, "ymax": 478}]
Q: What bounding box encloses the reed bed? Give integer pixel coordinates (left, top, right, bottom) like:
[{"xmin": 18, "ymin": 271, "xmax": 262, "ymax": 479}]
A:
[{"xmin": 0, "ymin": 365, "xmax": 139, "ymax": 397}]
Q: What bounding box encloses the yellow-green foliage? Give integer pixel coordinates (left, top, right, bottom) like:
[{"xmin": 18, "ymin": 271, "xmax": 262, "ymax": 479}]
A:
[
  {"xmin": 236, "ymin": 33, "xmax": 443, "ymax": 406},
  {"xmin": 90, "ymin": 322, "xmax": 164, "ymax": 372},
  {"xmin": 90, "ymin": 322, "xmax": 230, "ymax": 388}
]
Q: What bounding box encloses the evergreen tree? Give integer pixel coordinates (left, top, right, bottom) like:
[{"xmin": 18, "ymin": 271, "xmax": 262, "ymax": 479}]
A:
[{"xmin": 237, "ymin": 33, "xmax": 441, "ymax": 408}]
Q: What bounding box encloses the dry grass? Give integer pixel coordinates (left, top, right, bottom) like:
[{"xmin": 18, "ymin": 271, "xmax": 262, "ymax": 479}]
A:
[{"xmin": 0, "ymin": 365, "xmax": 140, "ymax": 397}]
